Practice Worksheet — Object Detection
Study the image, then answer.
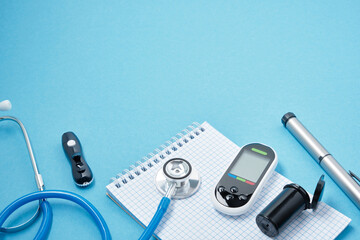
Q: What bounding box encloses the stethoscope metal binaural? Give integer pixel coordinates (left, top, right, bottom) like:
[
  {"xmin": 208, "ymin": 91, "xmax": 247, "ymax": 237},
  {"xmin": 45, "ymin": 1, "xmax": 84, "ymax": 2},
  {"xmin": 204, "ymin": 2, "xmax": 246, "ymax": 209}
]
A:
[
  {"xmin": 0, "ymin": 100, "xmax": 111, "ymax": 240},
  {"xmin": 139, "ymin": 158, "xmax": 201, "ymax": 240}
]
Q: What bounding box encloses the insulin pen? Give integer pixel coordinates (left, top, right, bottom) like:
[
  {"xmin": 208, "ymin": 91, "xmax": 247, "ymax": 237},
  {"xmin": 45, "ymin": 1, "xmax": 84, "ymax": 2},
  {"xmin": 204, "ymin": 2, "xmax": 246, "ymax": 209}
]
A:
[{"xmin": 282, "ymin": 112, "xmax": 360, "ymax": 209}]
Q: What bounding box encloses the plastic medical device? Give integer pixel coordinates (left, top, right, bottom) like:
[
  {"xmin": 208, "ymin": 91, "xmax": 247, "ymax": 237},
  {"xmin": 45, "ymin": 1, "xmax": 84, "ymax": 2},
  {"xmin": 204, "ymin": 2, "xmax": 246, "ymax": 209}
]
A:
[
  {"xmin": 256, "ymin": 175, "xmax": 325, "ymax": 237},
  {"xmin": 282, "ymin": 112, "xmax": 360, "ymax": 209},
  {"xmin": 211, "ymin": 143, "xmax": 277, "ymax": 215},
  {"xmin": 62, "ymin": 132, "xmax": 94, "ymax": 187}
]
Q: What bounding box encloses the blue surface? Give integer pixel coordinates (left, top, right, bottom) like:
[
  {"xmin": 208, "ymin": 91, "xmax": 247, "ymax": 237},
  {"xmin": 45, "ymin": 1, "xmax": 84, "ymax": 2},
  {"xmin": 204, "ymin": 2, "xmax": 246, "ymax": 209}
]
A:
[{"xmin": 0, "ymin": 1, "xmax": 359, "ymax": 239}]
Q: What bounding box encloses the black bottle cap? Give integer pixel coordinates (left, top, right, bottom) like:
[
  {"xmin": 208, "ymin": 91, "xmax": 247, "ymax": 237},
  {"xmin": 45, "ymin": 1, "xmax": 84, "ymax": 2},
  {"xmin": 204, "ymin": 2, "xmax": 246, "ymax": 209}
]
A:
[
  {"xmin": 310, "ymin": 175, "xmax": 325, "ymax": 210},
  {"xmin": 281, "ymin": 112, "xmax": 296, "ymax": 127}
]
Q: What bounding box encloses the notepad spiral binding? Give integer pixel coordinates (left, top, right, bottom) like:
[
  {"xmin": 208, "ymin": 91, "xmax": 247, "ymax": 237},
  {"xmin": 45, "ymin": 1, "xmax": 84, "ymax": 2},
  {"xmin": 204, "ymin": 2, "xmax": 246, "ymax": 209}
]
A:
[{"xmin": 110, "ymin": 122, "xmax": 205, "ymax": 188}]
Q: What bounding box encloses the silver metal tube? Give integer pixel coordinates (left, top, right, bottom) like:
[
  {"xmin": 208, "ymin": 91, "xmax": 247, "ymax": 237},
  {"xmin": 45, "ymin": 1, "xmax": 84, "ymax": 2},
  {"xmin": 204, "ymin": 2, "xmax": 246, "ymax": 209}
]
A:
[
  {"xmin": 164, "ymin": 182, "xmax": 176, "ymax": 199},
  {"xmin": 0, "ymin": 116, "xmax": 44, "ymax": 191},
  {"xmin": 282, "ymin": 113, "xmax": 360, "ymax": 209},
  {"xmin": 321, "ymin": 155, "xmax": 360, "ymax": 208},
  {"xmin": 285, "ymin": 117, "xmax": 329, "ymax": 163}
]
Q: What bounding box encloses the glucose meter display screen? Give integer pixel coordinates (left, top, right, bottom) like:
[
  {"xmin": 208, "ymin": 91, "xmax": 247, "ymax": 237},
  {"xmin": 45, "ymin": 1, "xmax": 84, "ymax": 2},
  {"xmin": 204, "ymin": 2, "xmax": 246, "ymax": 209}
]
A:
[{"xmin": 230, "ymin": 150, "xmax": 269, "ymax": 183}]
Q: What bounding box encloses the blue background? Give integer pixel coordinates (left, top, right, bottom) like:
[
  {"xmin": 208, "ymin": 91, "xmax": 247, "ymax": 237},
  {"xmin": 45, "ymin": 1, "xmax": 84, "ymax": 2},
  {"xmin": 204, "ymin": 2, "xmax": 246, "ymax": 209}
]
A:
[{"xmin": 1, "ymin": 1, "xmax": 359, "ymax": 239}]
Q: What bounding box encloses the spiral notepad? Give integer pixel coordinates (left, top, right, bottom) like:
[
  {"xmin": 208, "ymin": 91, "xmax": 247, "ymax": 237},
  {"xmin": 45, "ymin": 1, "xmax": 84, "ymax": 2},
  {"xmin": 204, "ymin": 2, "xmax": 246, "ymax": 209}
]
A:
[{"xmin": 106, "ymin": 122, "xmax": 351, "ymax": 239}]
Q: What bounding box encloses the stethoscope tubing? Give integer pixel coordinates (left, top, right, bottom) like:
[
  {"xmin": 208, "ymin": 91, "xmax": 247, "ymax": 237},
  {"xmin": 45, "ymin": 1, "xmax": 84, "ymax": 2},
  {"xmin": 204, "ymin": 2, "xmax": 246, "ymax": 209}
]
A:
[
  {"xmin": 36, "ymin": 200, "xmax": 53, "ymax": 240},
  {"xmin": 139, "ymin": 179, "xmax": 177, "ymax": 240},
  {"xmin": 0, "ymin": 200, "xmax": 52, "ymax": 239},
  {"xmin": 0, "ymin": 190, "xmax": 111, "ymax": 240},
  {"xmin": 0, "ymin": 202, "xmax": 42, "ymax": 233},
  {"xmin": 138, "ymin": 197, "xmax": 171, "ymax": 240}
]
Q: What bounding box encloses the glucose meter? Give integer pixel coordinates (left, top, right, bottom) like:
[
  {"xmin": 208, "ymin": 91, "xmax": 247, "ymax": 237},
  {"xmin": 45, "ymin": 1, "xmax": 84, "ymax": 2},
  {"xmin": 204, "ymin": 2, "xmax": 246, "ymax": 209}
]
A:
[{"xmin": 211, "ymin": 143, "xmax": 277, "ymax": 215}]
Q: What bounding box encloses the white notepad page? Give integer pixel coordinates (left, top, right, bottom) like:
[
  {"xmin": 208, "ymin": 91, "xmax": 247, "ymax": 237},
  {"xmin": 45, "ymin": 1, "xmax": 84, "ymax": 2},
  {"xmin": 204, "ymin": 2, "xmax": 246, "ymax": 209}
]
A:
[{"xmin": 107, "ymin": 122, "xmax": 351, "ymax": 239}]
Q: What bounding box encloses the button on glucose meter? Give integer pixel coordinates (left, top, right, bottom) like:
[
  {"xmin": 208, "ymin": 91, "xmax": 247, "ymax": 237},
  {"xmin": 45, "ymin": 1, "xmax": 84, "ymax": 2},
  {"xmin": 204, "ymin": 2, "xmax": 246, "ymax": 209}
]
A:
[
  {"xmin": 239, "ymin": 194, "xmax": 247, "ymax": 201},
  {"xmin": 226, "ymin": 195, "xmax": 234, "ymax": 201},
  {"xmin": 211, "ymin": 143, "xmax": 278, "ymax": 216}
]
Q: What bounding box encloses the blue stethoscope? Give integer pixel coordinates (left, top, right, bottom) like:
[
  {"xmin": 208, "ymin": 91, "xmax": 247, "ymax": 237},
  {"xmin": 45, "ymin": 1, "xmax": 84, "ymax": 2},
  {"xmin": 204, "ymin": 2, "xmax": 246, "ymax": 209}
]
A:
[
  {"xmin": 0, "ymin": 100, "xmax": 111, "ymax": 240},
  {"xmin": 0, "ymin": 100, "xmax": 201, "ymax": 240},
  {"xmin": 138, "ymin": 158, "xmax": 201, "ymax": 240}
]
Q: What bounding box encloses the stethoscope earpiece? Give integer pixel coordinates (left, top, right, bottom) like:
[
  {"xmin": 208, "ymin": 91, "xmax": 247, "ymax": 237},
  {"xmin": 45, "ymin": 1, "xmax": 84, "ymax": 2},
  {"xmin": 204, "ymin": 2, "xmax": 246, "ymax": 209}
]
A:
[{"xmin": 0, "ymin": 100, "xmax": 12, "ymax": 111}]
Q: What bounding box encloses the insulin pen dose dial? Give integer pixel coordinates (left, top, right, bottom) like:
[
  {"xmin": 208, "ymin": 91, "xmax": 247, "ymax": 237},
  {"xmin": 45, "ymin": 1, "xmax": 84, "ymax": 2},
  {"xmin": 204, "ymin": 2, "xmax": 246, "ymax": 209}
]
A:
[{"xmin": 214, "ymin": 143, "xmax": 276, "ymax": 209}]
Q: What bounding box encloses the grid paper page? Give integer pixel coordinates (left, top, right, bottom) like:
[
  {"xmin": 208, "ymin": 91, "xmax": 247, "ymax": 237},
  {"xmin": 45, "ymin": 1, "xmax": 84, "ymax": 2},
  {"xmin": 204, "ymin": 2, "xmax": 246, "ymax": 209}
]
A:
[{"xmin": 107, "ymin": 122, "xmax": 351, "ymax": 240}]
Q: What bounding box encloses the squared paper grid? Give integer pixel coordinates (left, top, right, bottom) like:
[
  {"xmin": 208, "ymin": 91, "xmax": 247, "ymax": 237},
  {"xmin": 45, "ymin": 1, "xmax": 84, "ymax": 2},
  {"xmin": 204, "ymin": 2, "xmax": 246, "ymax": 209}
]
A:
[{"xmin": 106, "ymin": 122, "xmax": 351, "ymax": 240}]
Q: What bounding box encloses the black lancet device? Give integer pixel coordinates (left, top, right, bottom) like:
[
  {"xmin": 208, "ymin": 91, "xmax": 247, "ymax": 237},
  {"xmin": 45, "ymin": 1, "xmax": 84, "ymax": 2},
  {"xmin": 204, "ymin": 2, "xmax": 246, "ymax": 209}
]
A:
[{"xmin": 62, "ymin": 132, "xmax": 93, "ymax": 187}]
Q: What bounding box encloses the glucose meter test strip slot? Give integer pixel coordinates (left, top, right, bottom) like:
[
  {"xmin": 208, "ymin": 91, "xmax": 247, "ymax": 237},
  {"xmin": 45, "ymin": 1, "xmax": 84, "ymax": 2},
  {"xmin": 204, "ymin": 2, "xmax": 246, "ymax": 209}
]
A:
[{"xmin": 106, "ymin": 122, "xmax": 351, "ymax": 240}]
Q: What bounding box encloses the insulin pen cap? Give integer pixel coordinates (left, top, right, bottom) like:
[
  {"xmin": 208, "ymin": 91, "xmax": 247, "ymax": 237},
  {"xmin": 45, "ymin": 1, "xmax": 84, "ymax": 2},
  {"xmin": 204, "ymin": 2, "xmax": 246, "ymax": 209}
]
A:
[
  {"xmin": 256, "ymin": 175, "xmax": 325, "ymax": 237},
  {"xmin": 281, "ymin": 112, "xmax": 296, "ymax": 127}
]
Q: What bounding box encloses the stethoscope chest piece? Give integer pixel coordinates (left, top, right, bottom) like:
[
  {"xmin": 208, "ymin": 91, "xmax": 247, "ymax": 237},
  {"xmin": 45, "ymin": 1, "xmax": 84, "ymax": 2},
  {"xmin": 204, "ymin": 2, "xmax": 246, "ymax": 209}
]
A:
[{"xmin": 155, "ymin": 158, "xmax": 201, "ymax": 199}]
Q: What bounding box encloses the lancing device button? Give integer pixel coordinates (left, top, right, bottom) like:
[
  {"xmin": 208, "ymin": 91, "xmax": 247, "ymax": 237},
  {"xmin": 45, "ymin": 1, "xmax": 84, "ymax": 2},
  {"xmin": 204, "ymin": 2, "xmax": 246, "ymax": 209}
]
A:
[
  {"xmin": 67, "ymin": 140, "xmax": 76, "ymax": 147},
  {"xmin": 225, "ymin": 195, "xmax": 234, "ymax": 201},
  {"xmin": 218, "ymin": 186, "xmax": 225, "ymax": 193}
]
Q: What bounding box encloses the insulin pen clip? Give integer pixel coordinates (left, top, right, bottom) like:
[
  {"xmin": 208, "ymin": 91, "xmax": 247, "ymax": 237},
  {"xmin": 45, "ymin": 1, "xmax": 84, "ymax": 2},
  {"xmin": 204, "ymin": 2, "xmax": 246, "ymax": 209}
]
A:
[
  {"xmin": 281, "ymin": 112, "xmax": 360, "ymax": 209},
  {"xmin": 62, "ymin": 132, "xmax": 94, "ymax": 187}
]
